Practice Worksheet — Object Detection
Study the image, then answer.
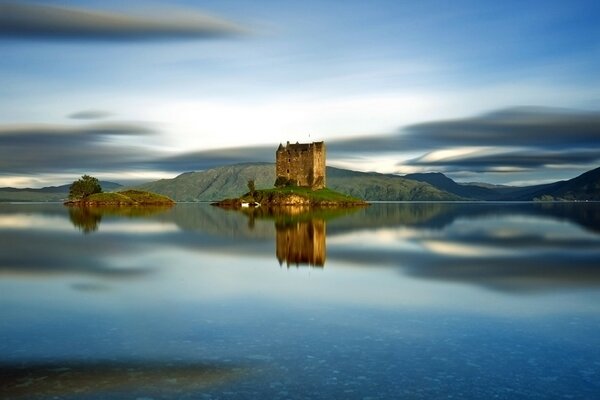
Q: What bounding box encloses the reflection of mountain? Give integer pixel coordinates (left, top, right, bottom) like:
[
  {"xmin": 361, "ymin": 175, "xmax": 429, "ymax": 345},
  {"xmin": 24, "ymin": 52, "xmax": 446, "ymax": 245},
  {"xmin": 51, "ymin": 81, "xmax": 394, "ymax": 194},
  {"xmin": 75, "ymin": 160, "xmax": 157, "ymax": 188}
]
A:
[
  {"xmin": 276, "ymin": 218, "xmax": 326, "ymax": 267},
  {"xmin": 3, "ymin": 202, "xmax": 600, "ymax": 292}
]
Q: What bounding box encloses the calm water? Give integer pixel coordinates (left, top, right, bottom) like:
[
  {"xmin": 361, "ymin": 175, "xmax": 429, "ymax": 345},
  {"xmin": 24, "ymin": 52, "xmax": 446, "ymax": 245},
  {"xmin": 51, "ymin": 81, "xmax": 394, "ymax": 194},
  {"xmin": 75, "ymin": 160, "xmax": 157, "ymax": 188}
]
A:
[{"xmin": 1, "ymin": 202, "xmax": 600, "ymax": 399}]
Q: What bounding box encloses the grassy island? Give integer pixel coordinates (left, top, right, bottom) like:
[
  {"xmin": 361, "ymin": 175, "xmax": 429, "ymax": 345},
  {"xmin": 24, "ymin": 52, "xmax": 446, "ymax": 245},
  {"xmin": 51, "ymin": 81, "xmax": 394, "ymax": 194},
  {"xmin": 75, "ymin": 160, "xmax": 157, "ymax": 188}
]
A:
[
  {"xmin": 65, "ymin": 190, "xmax": 175, "ymax": 206},
  {"xmin": 212, "ymin": 186, "xmax": 368, "ymax": 208}
]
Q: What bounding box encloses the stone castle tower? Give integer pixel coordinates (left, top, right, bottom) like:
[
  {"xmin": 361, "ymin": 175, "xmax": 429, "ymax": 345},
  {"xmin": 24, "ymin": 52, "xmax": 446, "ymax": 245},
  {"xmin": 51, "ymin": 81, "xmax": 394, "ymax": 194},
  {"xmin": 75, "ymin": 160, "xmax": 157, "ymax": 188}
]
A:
[{"xmin": 275, "ymin": 141, "xmax": 326, "ymax": 190}]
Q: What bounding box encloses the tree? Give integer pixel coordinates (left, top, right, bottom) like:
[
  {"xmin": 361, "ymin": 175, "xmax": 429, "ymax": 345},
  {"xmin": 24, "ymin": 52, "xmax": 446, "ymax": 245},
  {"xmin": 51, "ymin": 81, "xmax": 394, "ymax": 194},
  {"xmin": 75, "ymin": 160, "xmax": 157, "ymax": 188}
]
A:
[
  {"xmin": 69, "ymin": 175, "xmax": 102, "ymax": 200},
  {"xmin": 247, "ymin": 179, "xmax": 256, "ymax": 196}
]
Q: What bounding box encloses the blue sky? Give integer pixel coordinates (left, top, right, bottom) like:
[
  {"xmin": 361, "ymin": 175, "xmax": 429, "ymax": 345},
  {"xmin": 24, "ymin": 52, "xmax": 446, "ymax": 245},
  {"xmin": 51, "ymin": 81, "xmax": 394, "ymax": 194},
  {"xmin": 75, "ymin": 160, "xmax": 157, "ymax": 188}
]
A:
[{"xmin": 0, "ymin": 0, "xmax": 599, "ymax": 187}]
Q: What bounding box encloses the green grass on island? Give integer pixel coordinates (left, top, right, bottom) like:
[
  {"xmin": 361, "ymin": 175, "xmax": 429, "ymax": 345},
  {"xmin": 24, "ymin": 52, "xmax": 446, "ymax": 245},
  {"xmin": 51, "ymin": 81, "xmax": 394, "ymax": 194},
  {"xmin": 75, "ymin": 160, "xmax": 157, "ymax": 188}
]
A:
[
  {"xmin": 66, "ymin": 190, "xmax": 175, "ymax": 206},
  {"xmin": 215, "ymin": 186, "xmax": 368, "ymax": 207}
]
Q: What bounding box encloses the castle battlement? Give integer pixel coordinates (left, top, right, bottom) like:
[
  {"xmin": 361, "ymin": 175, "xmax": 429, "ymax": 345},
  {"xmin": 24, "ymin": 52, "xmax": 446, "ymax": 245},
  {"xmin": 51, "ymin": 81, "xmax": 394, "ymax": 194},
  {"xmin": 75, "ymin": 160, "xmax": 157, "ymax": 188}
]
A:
[{"xmin": 276, "ymin": 141, "xmax": 326, "ymax": 190}]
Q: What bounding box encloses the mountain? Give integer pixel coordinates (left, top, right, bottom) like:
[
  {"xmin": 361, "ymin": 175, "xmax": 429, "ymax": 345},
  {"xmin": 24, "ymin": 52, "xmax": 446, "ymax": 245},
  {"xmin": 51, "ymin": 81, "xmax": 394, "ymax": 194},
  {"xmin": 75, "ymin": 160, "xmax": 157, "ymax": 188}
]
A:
[
  {"xmin": 403, "ymin": 168, "xmax": 600, "ymax": 201},
  {"xmin": 134, "ymin": 163, "xmax": 462, "ymax": 202},
  {"xmin": 0, "ymin": 181, "xmax": 122, "ymax": 202},
  {"xmin": 403, "ymin": 172, "xmax": 499, "ymax": 200},
  {"xmin": 530, "ymin": 166, "xmax": 600, "ymax": 201}
]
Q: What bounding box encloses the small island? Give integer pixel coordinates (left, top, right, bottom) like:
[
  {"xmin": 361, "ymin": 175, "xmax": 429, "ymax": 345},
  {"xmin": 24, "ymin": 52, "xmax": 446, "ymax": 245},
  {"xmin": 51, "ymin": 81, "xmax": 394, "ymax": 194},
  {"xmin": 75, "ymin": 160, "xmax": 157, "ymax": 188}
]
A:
[
  {"xmin": 213, "ymin": 141, "xmax": 368, "ymax": 208},
  {"xmin": 213, "ymin": 186, "xmax": 367, "ymax": 208},
  {"xmin": 65, "ymin": 190, "xmax": 175, "ymax": 206},
  {"xmin": 64, "ymin": 175, "xmax": 174, "ymax": 206}
]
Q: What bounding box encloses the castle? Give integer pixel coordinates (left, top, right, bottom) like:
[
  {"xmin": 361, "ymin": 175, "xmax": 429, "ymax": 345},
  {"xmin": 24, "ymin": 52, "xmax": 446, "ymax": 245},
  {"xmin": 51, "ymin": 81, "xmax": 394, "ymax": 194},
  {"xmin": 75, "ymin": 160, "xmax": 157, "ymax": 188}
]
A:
[{"xmin": 275, "ymin": 141, "xmax": 326, "ymax": 190}]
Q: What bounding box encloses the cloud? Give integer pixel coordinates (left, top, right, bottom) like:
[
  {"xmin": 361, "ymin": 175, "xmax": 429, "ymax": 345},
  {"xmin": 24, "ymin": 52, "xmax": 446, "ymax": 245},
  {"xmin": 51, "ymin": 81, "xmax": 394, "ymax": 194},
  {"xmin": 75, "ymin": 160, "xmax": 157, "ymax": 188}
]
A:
[
  {"xmin": 68, "ymin": 110, "xmax": 112, "ymax": 120},
  {"xmin": 0, "ymin": 122, "xmax": 158, "ymax": 174},
  {"xmin": 148, "ymin": 146, "xmax": 274, "ymax": 172},
  {"xmin": 0, "ymin": 2, "xmax": 247, "ymax": 41},
  {"xmin": 332, "ymin": 107, "xmax": 600, "ymax": 153},
  {"xmin": 408, "ymin": 149, "xmax": 600, "ymax": 171},
  {"xmin": 329, "ymin": 107, "xmax": 600, "ymax": 173},
  {"xmin": 403, "ymin": 107, "xmax": 600, "ymax": 150}
]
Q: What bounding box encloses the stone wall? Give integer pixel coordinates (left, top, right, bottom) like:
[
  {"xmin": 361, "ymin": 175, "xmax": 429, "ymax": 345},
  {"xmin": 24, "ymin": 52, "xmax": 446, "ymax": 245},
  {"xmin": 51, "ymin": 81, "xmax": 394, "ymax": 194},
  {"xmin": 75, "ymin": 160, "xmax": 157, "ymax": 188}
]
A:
[{"xmin": 276, "ymin": 141, "xmax": 326, "ymax": 190}]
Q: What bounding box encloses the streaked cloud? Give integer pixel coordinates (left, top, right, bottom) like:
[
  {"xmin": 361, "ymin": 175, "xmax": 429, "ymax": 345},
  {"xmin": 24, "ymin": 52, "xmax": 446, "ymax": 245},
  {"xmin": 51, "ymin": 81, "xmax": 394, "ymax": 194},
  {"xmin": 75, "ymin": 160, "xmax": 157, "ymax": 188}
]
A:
[
  {"xmin": 68, "ymin": 110, "xmax": 112, "ymax": 120},
  {"xmin": 148, "ymin": 147, "xmax": 274, "ymax": 172},
  {"xmin": 0, "ymin": 2, "xmax": 247, "ymax": 41},
  {"xmin": 333, "ymin": 107, "xmax": 600, "ymax": 154},
  {"xmin": 0, "ymin": 122, "xmax": 158, "ymax": 174},
  {"xmin": 403, "ymin": 107, "xmax": 600, "ymax": 150},
  {"xmin": 2, "ymin": 107, "xmax": 599, "ymax": 185},
  {"xmin": 330, "ymin": 107, "xmax": 600, "ymax": 175},
  {"xmin": 408, "ymin": 149, "xmax": 600, "ymax": 171}
]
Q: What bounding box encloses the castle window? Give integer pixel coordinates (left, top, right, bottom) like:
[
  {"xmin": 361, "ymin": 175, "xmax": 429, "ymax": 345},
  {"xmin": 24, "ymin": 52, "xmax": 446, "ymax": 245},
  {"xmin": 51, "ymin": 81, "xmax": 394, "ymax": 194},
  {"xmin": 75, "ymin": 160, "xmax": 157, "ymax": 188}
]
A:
[
  {"xmin": 288, "ymin": 158, "xmax": 291, "ymax": 162},
  {"xmin": 287, "ymin": 169, "xmax": 289, "ymax": 173}
]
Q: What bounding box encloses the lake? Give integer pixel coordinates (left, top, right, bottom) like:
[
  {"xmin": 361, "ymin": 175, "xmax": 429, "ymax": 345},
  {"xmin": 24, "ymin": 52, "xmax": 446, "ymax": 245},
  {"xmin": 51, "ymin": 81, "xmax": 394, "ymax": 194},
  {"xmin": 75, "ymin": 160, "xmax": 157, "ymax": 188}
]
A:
[{"xmin": 1, "ymin": 202, "xmax": 599, "ymax": 399}]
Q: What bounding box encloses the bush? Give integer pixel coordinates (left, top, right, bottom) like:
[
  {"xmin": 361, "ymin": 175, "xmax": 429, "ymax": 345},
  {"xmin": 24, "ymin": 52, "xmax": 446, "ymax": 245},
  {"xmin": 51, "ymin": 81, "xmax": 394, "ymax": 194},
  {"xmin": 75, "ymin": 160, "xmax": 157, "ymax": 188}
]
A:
[
  {"xmin": 69, "ymin": 175, "xmax": 102, "ymax": 200},
  {"xmin": 274, "ymin": 176, "xmax": 297, "ymax": 188}
]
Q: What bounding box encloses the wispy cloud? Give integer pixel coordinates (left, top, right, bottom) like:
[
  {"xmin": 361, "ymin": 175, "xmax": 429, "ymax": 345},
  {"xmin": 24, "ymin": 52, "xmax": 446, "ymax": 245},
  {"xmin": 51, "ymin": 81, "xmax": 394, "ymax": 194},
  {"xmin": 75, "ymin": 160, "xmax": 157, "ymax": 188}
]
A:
[
  {"xmin": 403, "ymin": 107, "xmax": 600, "ymax": 150},
  {"xmin": 0, "ymin": 122, "xmax": 158, "ymax": 173},
  {"xmin": 330, "ymin": 107, "xmax": 600, "ymax": 174},
  {"xmin": 147, "ymin": 147, "xmax": 274, "ymax": 172},
  {"xmin": 0, "ymin": 2, "xmax": 247, "ymax": 41},
  {"xmin": 68, "ymin": 110, "xmax": 112, "ymax": 120}
]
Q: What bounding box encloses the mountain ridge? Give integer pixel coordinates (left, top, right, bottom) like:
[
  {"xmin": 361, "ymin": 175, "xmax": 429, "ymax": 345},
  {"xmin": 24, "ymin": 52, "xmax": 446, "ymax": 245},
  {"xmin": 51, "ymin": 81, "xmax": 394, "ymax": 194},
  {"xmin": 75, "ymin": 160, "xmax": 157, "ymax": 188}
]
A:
[
  {"xmin": 402, "ymin": 167, "xmax": 600, "ymax": 201},
  {"xmin": 1, "ymin": 166, "xmax": 599, "ymax": 202}
]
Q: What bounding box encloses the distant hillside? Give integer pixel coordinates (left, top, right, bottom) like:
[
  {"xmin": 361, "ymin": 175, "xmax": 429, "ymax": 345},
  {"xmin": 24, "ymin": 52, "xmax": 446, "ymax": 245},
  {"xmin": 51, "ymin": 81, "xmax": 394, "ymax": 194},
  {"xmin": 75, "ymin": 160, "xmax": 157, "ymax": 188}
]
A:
[
  {"xmin": 531, "ymin": 166, "xmax": 600, "ymax": 201},
  {"xmin": 326, "ymin": 167, "xmax": 462, "ymax": 201},
  {"xmin": 403, "ymin": 172, "xmax": 498, "ymax": 200},
  {"xmin": 134, "ymin": 163, "xmax": 462, "ymax": 202},
  {"xmin": 403, "ymin": 168, "xmax": 600, "ymax": 201},
  {"xmin": 135, "ymin": 163, "xmax": 276, "ymax": 202},
  {"xmin": 0, "ymin": 181, "xmax": 122, "ymax": 202}
]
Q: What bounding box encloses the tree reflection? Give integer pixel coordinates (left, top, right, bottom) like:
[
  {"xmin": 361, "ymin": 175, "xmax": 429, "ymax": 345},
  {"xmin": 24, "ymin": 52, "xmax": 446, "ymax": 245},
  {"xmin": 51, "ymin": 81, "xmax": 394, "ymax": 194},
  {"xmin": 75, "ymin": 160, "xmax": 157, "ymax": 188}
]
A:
[
  {"xmin": 68, "ymin": 206, "xmax": 102, "ymax": 233},
  {"xmin": 67, "ymin": 205, "xmax": 174, "ymax": 234}
]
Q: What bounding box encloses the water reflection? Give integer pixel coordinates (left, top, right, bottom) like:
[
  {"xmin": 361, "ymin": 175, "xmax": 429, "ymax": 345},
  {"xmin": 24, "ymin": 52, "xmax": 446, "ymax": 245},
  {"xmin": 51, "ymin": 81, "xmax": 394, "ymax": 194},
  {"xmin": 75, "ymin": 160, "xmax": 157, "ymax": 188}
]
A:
[
  {"xmin": 1, "ymin": 202, "xmax": 600, "ymax": 291},
  {"xmin": 67, "ymin": 205, "xmax": 174, "ymax": 234},
  {"xmin": 231, "ymin": 206, "xmax": 364, "ymax": 267},
  {"xmin": 1, "ymin": 361, "xmax": 246, "ymax": 399},
  {"xmin": 1, "ymin": 202, "xmax": 600, "ymax": 399},
  {"xmin": 276, "ymin": 218, "xmax": 326, "ymax": 267}
]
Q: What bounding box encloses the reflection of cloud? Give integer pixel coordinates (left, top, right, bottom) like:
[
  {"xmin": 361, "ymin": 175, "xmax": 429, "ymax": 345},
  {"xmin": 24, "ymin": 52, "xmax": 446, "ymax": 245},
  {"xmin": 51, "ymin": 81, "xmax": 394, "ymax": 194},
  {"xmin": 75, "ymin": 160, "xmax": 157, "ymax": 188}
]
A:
[
  {"xmin": 70, "ymin": 282, "xmax": 111, "ymax": 292},
  {"xmin": 0, "ymin": 360, "xmax": 245, "ymax": 399},
  {"xmin": 0, "ymin": 2, "xmax": 247, "ymax": 41},
  {"xmin": 0, "ymin": 230, "xmax": 153, "ymax": 279},
  {"xmin": 421, "ymin": 239, "xmax": 513, "ymax": 257}
]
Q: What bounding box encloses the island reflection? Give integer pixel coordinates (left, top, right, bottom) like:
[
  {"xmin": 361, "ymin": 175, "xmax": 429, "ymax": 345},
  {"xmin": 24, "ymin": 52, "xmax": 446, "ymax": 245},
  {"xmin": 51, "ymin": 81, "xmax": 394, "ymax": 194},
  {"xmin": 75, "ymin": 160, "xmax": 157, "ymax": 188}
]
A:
[
  {"xmin": 67, "ymin": 205, "xmax": 174, "ymax": 233},
  {"xmin": 4, "ymin": 202, "xmax": 599, "ymax": 292},
  {"xmin": 233, "ymin": 206, "xmax": 364, "ymax": 268}
]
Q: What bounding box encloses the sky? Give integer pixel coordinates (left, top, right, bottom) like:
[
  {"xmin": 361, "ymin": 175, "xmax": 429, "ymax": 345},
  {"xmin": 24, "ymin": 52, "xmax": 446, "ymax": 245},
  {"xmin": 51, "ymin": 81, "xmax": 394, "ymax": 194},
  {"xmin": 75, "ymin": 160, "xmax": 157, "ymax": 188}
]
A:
[{"xmin": 0, "ymin": 0, "xmax": 599, "ymax": 187}]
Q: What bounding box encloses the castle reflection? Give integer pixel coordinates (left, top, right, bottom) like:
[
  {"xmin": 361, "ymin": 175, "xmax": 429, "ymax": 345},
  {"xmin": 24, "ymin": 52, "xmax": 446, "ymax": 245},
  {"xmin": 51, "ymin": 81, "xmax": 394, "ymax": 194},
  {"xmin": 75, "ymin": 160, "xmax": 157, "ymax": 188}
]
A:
[
  {"xmin": 235, "ymin": 205, "xmax": 365, "ymax": 268},
  {"xmin": 276, "ymin": 218, "xmax": 326, "ymax": 267}
]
